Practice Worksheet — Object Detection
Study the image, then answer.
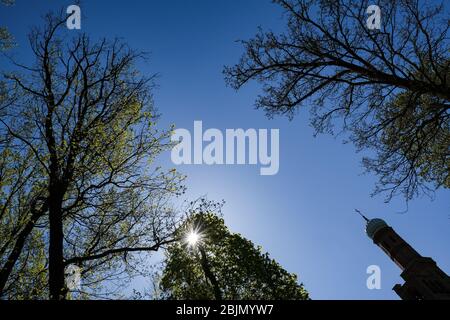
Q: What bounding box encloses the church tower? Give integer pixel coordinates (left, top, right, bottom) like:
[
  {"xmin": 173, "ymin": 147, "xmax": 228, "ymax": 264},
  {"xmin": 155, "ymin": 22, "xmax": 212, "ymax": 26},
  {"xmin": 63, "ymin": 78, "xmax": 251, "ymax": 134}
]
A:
[{"xmin": 358, "ymin": 212, "xmax": 450, "ymax": 300}]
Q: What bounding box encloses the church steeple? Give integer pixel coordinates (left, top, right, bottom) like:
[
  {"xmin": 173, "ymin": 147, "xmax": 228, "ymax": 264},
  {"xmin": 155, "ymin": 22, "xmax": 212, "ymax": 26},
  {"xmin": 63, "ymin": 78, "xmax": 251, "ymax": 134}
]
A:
[
  {"xmin": 360, "ymin": 213, "xmax": 450, "ymax": 300},
  {"xmin": 355, "ymin": 209, "xmax": 369, "ymax": 223}
]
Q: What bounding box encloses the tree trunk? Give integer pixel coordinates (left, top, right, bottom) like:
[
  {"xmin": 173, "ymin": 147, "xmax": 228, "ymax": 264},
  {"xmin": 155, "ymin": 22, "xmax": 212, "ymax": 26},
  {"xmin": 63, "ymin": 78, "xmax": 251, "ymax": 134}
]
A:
[
  {"xmin": 48, "ymin": 188, "xmax": 65, "ymax": 300},
  {"xmin": 0, "ymin": 213, "xmax": 40, "ymax": 297},
  {"xmin": 199, "ymin": 246, "xmax": 222, "ymax": 300}
]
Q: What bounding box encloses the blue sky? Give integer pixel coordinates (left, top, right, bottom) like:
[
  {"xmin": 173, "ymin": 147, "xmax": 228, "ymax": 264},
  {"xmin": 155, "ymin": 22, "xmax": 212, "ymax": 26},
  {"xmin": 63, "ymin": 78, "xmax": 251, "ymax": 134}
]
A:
[{"xmin": 1, "ymin": 0, "xmax": 449, "ymax": 299}]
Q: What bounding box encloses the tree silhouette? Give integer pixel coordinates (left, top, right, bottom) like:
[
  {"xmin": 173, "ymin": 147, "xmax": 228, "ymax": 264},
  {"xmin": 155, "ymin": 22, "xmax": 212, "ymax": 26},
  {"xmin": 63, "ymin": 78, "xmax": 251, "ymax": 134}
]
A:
[
  {"xmin": 0, "ymin": 12, "xmax": 185, "ymax": 299},
  {"xmin": 159, "ymin": 200, "xmax": 309, "ymax": 300},
  {"xmin": 224, "ymin": 0, "xmax": 449, "ymax": 201}
]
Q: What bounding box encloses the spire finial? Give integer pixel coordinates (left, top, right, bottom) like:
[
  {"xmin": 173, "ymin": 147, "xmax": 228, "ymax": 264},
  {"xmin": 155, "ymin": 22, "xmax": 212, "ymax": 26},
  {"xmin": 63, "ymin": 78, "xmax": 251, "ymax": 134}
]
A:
[{"xmin": 355, "ymin": 209, "xmax": 369, "ymax": 222}]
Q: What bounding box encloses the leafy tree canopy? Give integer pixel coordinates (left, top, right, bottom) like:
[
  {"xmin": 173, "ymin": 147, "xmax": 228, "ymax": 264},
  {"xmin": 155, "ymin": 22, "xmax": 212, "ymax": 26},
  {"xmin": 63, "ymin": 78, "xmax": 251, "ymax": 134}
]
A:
[{"xmin": 159, "ymin": 200, "xmax": 309, "ymax": 300}]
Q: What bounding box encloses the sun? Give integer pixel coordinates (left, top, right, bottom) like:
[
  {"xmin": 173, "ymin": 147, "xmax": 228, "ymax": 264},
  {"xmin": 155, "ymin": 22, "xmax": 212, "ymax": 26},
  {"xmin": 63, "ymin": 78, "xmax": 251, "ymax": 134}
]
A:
[
  {"xmin": 186, "ymin": 231, "xmax": 200, "ymax": 246},
  {"xmin": 185, "ymin": 230, "xmax": 201, "ymax": 247}
]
